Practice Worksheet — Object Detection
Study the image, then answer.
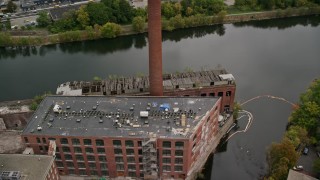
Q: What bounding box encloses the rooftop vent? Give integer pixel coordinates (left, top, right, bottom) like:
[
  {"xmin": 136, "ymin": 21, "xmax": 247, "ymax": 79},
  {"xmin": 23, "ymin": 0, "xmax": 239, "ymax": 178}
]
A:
[
  {"xmin": 99, "ymin": 119, "xmax": 103, "ymax": 123},
  {"xmin": 140, "ymin": 111, "xmax": 149, "ymax": 118},
  {"xmin": 37, "ymin": 126, "xmax": 42, "ymax": 131}
]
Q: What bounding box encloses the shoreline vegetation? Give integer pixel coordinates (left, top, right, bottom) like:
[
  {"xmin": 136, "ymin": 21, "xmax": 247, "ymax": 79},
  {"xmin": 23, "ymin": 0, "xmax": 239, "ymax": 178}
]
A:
[
  {"xmin": 265, "ymin": 79, "xmax": 320, "ymax": 180},
  {"xmin": 0, "ymin": 1, "xmax": 319, "ymax": 46}
]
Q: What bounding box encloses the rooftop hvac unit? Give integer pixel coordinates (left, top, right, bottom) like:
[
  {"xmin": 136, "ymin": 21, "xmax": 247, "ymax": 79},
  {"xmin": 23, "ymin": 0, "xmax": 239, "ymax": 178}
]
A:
[
  {"xmin": 140, "ymin": 111, "xmax": 149, "ymax": 117},
  {"xmin": 53, "ymin": 104, "xmax": 62, "ymax": 113}
]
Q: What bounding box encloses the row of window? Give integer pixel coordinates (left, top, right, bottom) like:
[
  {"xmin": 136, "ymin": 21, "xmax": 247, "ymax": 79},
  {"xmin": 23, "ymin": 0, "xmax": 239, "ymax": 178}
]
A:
[
  {"xmin": 57, "ymin": 161, "xmax": 183, "ymax": 174},
  {"xmin": 67, "ymin": 169, "xmax": 109, "ymax": 176},
  {"xmin": 162, "ymin": 141, "xmax": 184, "ymax": 148},
  {"xmin": 199, "ymin": 91, "xmax": 232, "ymax": 97},
  {"xmin": 162, "ymin": 158, "xmax": 183, "ymax": 164},
  {"xmin": 56, "ymin": 154, "xmax": 142, "ymax": 163},
  {"xmin": 162, "ymin": 150, "xmax": 183, "ymax": 156}
]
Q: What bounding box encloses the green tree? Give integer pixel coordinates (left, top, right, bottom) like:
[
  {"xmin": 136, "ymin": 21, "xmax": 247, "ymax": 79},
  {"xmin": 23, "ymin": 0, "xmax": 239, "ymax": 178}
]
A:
[
  {"xmin": 6, "ymin": 0, "xmax": 17, "ymax": 13},
  {"xmin": 101, "ymin": 22, "xmax": 121, "ymax": 38},
  {"xmin": 86, "ymin": 2, "xmax": 111, "ymax": 25},
  {"xmin": 76, "ymin": 6, "xmax": 90, "ymax": 29},
  {"xmin": 132, "ymin": 16, "xmax": 145, "ymax": 33},
  {"xmin": 162, "ymin": 2, "xmax": 176, "ymax": 19},
  {"xmin": 269, "ymin": 157, "xmax": 290, "ymax": 180},
  {"xmin": 36, "ymin": 11, "xmax": 51, "ymax": 28},
  {"xmin": 217, "ymin": 10, "xmax": 227, "ymax": 23},
  {"xmin": 285, "ymin": 126, "xmax": 309, "ymax": 147},
  {"xmin": 169, "ymin": 14, "xmax": 185, "ymax": 29},
  {"xmin": 134, "ymin": 7, "xmax": 147, "ymax": 17}
]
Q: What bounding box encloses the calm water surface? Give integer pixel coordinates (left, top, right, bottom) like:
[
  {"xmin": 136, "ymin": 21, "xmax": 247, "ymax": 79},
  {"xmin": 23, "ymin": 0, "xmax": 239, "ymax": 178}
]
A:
[{"xmin": 0, "ymin": 16, "xmax": 320, "ymax": 180}]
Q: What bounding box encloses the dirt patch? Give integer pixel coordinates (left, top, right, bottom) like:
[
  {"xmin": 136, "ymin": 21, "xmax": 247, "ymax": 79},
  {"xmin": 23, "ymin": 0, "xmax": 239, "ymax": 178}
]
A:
[{"xmin": 0, "ymin": 131, "xmax": 25, "ymax": 154}]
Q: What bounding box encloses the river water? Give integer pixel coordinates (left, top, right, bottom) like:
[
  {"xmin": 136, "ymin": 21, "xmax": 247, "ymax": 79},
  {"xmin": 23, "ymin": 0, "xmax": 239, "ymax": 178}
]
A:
[{"xmin": 0, "ymin": 16, "xmax": 320, "ymax": 179}]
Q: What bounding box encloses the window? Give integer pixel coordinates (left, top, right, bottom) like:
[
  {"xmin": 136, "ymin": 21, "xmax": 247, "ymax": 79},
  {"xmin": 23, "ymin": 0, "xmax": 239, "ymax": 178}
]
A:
[
  {"xmin": 83, "ymin": 139, "xmax": 92, "ymax": 145},
  {"xmin": 175, "ymin": 150, "xmax": 183, "ymax": 156},
  {"xmin": 77, "ymin": 162, "xmax": 85, "ymax": 168},
  {"xmin": 101, "ymin": 170, "xmax": 109, "ymax": 176},
  {"xmin": 76, "ymin": 155, "xmax": 84, "ymax": 161},
  {"xmin": 85, "ymin": 147, "xmax": 93, "ymax": 154},
  {"xmin": 96, "ymin": 139, "xmax": 104, "ymax": 146},
  {"xmin": 87, "ymin": 155, "xmax": 95, "ymax": 161},
  {"xmin": 100, "ymin": 163, "xmax": 108, "ymax": 170},
  {"xmin": 56, "ymin": 154, "xmax": 61, "ymax": 160},
  {"xmin": 175, "ymin": 166, "xmax": 183, "ymax": 172},
  {"xmin": 218, "ymin": 92, "xmax": 223, "ymax": 97},
  {"xmin": 42, "ymin": 138, "xmax": 46, "ymax": 144},
  {"xmin": 72, "ymin": 138, "xmax": 80, "ymax": 145},
  {"xmin": 226, "ymin": 91, "xmax": 231, "ymax": 97},
  {"xmin": 209, "ymin": 93, "xmax": 215, "ymax": 97},
  {"xmin": 125, "ymin": 140, "xmax": 134, "ymax": 147},
  {"xmin": 60, "ymin": 138, "xmax": 68, "ymax": 144},
  {"xmin": 97, "ymin": 148, "xmax": 105, "ymax": 154},
  {"xmin": 90, "ymin": 170, "xmax": 98, "ymax": 175},
  {"xmin": 137, "ymin": 141, "xmax": 142, "ymax": 147},
  {"xmin": 56, "ymin": 161, "xmax": 63, "ymax": 167},
  {"xmin": 79, "ymin": 170, "xmax": 86, "ymax": 175},
  {"xmin": 163, "ymin": 158, "xmax": 171, "ymax": 164},
  {"xmin": 45, "ymin": 146, "xmax": 48, "ymax": 151},
  {"xmin": 64, "ymin": 154, "xmax": 72, "ymax": 160},
  {"xmin": 114, "ymin": 149, "xmax": 122, "ymax": 155},
  {"xmin": 138, "ymin": 149, "xmax": 142, "ymax": 155},
  {"xmin": 74, "ymin": 147, "xmax": 82, "ymax": 154},
  {"xmin": 201, "ymin": 93, "xmax": 206, "ymax": 96},
  {"xmin": 99, "ymin": 156, "xmax": 107, "ymax": 162},
  {"xmin": 24, "ymin": 137, "xmax": 29, "ymax": 143},
  {"xmin": 68, "ymin": 169, "xmax": 75, "ymax": 174},
  {"xmin": 62, "ymin": 147, "xmax": 70, "ymax": 153},
  {"xmin": 175, "ymin": 142, "xmax": 184, "ymax": 149},
  {"xmin": 163, "ymin": 165, "xmax": 171, "ymax": 172},
  {"xmin": 128, "ymin": 164, "xmax": 136, "ymax": 170},
  {"xmin": 127, "ymin": 157, "xmax": 135, "ymax": 163},
  {"xmin": 36, "ymin": 137, "xmax": 41, "ymax": 143},
  {"xmin": 163, "ymin": 150, "xmax": 171, "ymax": 156},
  {"xmin": 163, "ymin": 141, "xmax": 171, "ymax": 148},
  {"xmin": 224, "ymin": 105, "xmax": 230, "ymax": 112},
  {"xmin": 139, "ymin": 157, "xmax": 142, "ymax": 163},
  {"xmin": 210, "ymin": 82, "xmax": 214, "ymax": 86},
  {"xmin": 129, "ymin": 172, "xmax": 136, "ymax": 177},
  {"xmin": 116, "ymin": 164, "xmax": 124, "ymax": 170},
  {"xmin": 175, "ymin": 158, "xmax": 183, "ymax": 164},
  {"xmin": 113, "ymin": 140, "xmax": 121, "ymax": 147},
  {"xmin": 67, "ymin": 162, "xmax": 74, "ymax": 168},
  {"xmin": 39, "ymin": 146, "xmax": 43, "ymax": 151},
  {"xmin": 89, "ymin": 163, "xmax": 96, "ymax": 169},
  {"xmin": 126, "ymin": 149, "xmax": 134, "ymax": 155},
  {"xmin": 115, "ymin": 157, "xmax": 123, "ymax": 163}
]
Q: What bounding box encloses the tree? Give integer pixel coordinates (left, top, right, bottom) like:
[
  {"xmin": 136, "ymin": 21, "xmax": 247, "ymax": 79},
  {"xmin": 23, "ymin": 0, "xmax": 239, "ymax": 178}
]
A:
[
  {"xmin": 86, "ymin": 2, "xmax": 110, "ymax": 25},
  {"xmin": 101, "ymin": 22, "xmax": 121, "ymax": 38},
  {"xmin": 162, "ymin": 2, "xmax": 176, "ymax": 19},
  {"xmin": 267, "ymin": 138, "xmax": 299, "ymax": 173},
  {"xmin": 270, "ymin": 157, "xmax": 290, "ymax": 180},
  {"xmin": 37, "ymin": 11, "xmax": 51, "ymax": 28},
  {"xmin": 76, "ymin": 6, "xmax": 90, "ymax": 29},
  {"xmin": 6, "ymin": 0, "xmax": 17, "ymax": 13},
  {"xmin": 132, "ymin": 16, "xmax": 145, "ymax": 33},
  {"xmin": 285, "ymin": 126, "xmax": 309, "ymax": 147}
]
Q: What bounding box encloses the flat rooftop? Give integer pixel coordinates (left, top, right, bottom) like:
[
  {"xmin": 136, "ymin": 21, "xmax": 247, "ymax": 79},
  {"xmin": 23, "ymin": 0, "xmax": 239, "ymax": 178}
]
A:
[
  {"xmin": 0, "ymin": 154, "xmax": 54, "ymax": 180},
  {"xmin": 22, "ymin": 96, "xmax": 219, "ymax": 138}
]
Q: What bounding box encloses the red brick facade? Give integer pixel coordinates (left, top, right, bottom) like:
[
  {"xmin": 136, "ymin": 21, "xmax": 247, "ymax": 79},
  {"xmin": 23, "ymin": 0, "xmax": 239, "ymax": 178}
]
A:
[{"xmin": 22, "ymin": 99, "xmax": 221, "ymax": 179}]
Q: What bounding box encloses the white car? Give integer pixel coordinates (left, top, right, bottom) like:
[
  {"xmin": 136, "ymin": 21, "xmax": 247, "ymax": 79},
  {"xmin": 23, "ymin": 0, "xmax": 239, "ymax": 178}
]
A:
[{"xmin": 293, "ymin": 165, "xmax": 303, "ymax": 171}]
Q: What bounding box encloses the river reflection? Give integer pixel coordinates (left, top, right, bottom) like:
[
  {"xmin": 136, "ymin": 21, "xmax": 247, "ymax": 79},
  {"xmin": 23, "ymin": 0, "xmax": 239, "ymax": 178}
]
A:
[{"xmin": 0, "ymin": 15, "xmax": 318, "ymax": 59}]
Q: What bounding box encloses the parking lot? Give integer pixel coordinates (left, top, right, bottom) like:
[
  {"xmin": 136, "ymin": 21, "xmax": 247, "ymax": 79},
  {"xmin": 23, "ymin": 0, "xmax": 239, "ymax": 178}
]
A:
[
  {"xmin": 296, "ymin": 146, "xmax": 318, "ymax": 177},
  {"xmin": 10, "ymin": 15, "xmax": 38, "ymax": 29}
]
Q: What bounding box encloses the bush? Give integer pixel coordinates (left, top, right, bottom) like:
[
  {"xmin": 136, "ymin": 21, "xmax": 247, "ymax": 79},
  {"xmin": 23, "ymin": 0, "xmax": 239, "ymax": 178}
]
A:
[
  {"xmin": 100, "ymin": 22, "xmax": 121, "ymax": 38},
  {"xmin": 132, "ymin": 16, "xmax": 145, "ymax": 33}
]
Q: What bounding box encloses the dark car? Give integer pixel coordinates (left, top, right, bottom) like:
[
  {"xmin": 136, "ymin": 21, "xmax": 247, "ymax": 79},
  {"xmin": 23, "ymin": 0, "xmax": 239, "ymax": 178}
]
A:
[{"xmin": 303, "ymin": 147, "xmax": 309, "ymax": 155}]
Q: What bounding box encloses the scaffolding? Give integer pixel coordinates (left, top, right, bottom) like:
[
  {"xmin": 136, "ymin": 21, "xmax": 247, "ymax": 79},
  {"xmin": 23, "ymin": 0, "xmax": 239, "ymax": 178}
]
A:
[{"xmin": 142, "ymin": 137, "xmax": 158, "ymax": 179}]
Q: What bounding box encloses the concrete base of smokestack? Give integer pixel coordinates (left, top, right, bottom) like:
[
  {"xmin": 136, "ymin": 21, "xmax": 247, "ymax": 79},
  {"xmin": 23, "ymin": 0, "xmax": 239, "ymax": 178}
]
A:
[{"xmin": 148, "ymin": 0, "xmax": 163, "ymax": 96}]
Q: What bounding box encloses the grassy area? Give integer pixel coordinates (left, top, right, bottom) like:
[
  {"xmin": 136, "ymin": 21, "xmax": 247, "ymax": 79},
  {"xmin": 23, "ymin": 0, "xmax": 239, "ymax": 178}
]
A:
[{"xmin": 226, "ymin": 5, "xmax": 261, "ymax": 14}]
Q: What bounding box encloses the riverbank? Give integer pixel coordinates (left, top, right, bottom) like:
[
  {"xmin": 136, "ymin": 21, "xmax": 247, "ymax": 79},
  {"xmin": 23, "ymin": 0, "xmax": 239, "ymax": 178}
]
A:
[{"xmin": 0, "ymin": 6, "xmax": 319, "ymax": 47}]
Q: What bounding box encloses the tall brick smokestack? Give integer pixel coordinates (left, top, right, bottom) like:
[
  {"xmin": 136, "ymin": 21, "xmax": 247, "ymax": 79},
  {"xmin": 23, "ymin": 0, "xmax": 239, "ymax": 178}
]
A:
[{"xmin": 148, "ymin": 0, "xmax": 163, "ymax": 96}]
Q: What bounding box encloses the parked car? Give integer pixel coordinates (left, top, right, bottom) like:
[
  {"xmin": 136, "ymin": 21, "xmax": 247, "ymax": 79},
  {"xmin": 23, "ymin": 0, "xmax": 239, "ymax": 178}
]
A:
[
  {"xmin": 303, "ymin": 147, "xmax": 309, "ymax": 155},
  {"xmin": 293, "ymin": 165, "xmax": 303, "ymax": 171}
]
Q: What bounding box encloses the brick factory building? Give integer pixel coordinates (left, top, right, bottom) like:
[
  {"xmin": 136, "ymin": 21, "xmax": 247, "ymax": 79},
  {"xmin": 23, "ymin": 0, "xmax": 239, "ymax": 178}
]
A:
[
  {"xmin": 0, "ymin": 154, "xmax": 60, "ymax": 180},
  {"xmin": 21, "ymin": 96, "xmax": 226, "ymax": 179}
]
